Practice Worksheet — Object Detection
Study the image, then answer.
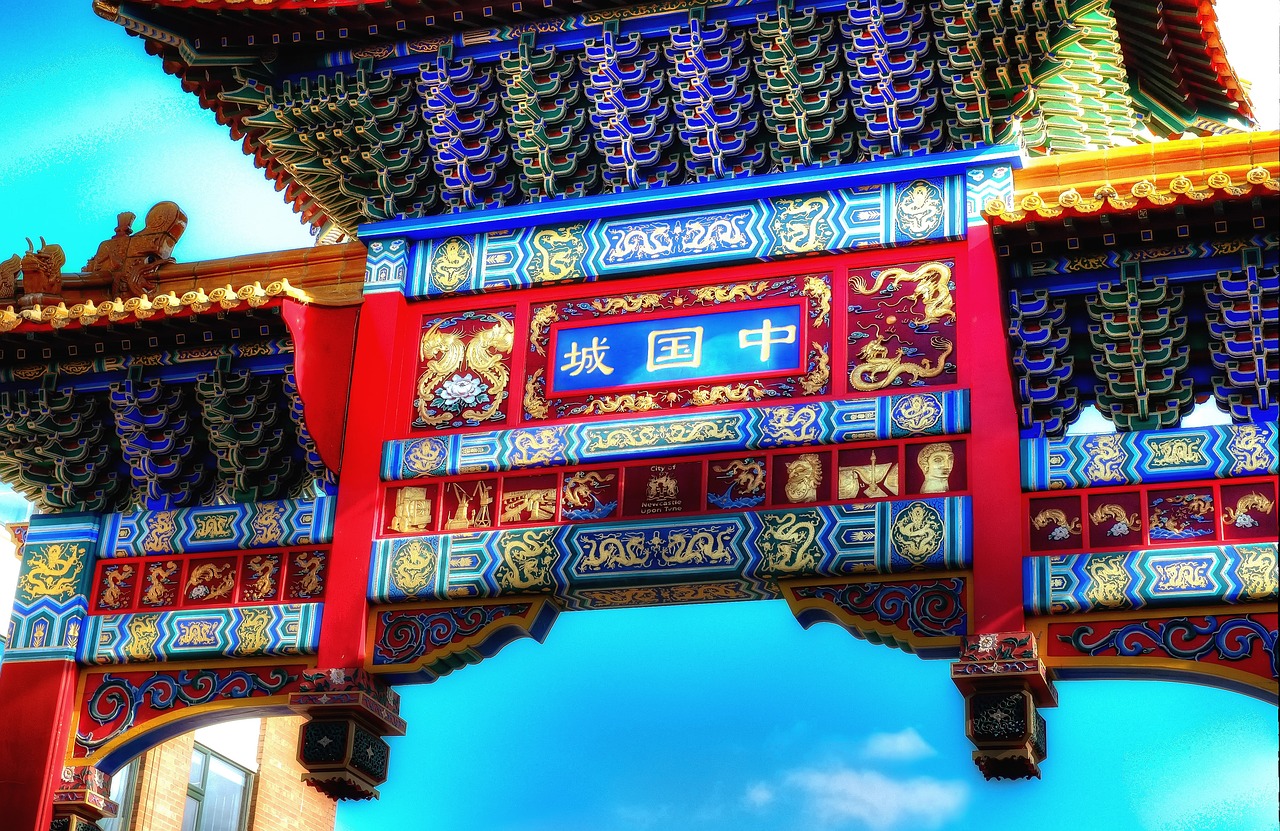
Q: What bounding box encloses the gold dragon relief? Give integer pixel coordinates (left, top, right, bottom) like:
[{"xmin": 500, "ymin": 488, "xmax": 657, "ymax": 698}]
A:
[
  {"xmin": 1083, "ymin": 434, "xmax": 1127, "ymax": 483},
  {"xmin": 1151, "ymin": 560, "xmax": 1212, "ymax": 592},
  {"xmin": 175, "ymin": 619, "xmax": 221, "ymax": 648},
  {"xmin": 123, "ymin": 613, "xmax": 162, "ymax": 662},
  {"xmin": 759, "ymin": 403, "xmax": 823, "ymax": 445},
  {"xmin": 1031, "ymin": 509, "xmax": 1082, "ymax": 543},
  {"xmin": 508, "ymin": 426, "xmax": 569, "ymax": 467},
  {"xmin": 1083, "ymin": 555, "xmax": 1130, "ymax": 609},
  {"xmin": 234, "ymin": 608, "xmax": 272, "ymax": 655},
  {"xmin": 403, "ymin": 438, "xmax": 448, "ymax": 476},
  {"xmin": 528, "ymin": 224, "xmax": 588, "ymax": 284},
  {"xmin": 1147, "ymin": 436, "xmax": 1207, "ymax": 468},
  {"xmin": 250, "ymin": 502, "xmax": 286, "ymax": 547},
  {"xmin": 799, "ymin": 344, "xmax": 831, "ymax": 396},
  {"xmin": 390, "ymin": 539, "xmax": 438, "ymax": 597},
  {"xmin": 190, "ymin": 513, "xmax": 236, "ymax": 542},
  {"xmin": 1236, "ymin": 545, "xmax": 1278, "ymax": 601},
  {"xmin": 889, "ymin": 502, "xmax": 946, "ymax": 566},
  {"xmin": 98, "ymin": 565, "xmax": 135, "ymax": 610},
  {"xmin": 758, "ymin": 510, "xmax": 822, "ymax": 576},
  {"xmin": 1222, "ymin": 492, "xmax": 1275, "ymax": 529},
  {"xmin": 496, "ymin": 528, "xmax": 557, "ymax": 593},
  {"xmin": 1226, "ymin": 424, "xmax": 1273, "ymax": 475},
  {"xmin": 140, "ymin": 510, "xmax": 179, "ymax": 554},
  {"xmin": 19, "ymin": 542, "xmax": 89, "ymax": 602},
  {"xmin": 771, "ymin": 196, "xmax": 836, "ymax": 254}
]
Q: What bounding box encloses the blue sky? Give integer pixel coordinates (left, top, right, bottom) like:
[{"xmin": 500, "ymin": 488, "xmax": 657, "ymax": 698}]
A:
[{"xmin": 2, "ymin": 4, "xmax": 1277, "ymax": 831}]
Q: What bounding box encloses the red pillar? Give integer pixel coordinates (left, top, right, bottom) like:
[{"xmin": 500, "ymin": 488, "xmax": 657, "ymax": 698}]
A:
[
  {"xmin": 0, "ymin": 660, "xmax": 78, "ymax": 826},
  {"xmin": 965, "ymin": 223, "xmax": 1027, "ymax": 633},
  {"xmin": 317, "ymin": 292, "xmax": 409, "ymax": 668}
]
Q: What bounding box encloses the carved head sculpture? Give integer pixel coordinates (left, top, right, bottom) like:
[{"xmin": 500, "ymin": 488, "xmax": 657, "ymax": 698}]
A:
[
  {"xmin": 916, "ymin": 442, "xmax": 954, "ymax": 494},
  {"xmin": 19, "ymin": 237, "xmax": 67, "ymax": 297},
  {"xmin": 114, "ymin": 201, "xmax": 187, "ymax": 298}
]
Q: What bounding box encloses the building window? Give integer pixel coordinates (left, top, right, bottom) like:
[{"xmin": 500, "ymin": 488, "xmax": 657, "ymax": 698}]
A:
[
  {"xmin": 98, "ymin": 759, "xmax": 138, "ymax": 831},
  {"xmin": 182, "ymin": 743, "xmax": 254, "ymax": 831}
]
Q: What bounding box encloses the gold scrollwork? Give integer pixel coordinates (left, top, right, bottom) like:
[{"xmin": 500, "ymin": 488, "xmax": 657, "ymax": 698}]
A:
[
  {"xmin": 691, "ymin": 281, "xmax": 770, "ymax": 305},
  {"xmin": 590, "ymin": 293, "xmax": 664, "ymax": 315}
]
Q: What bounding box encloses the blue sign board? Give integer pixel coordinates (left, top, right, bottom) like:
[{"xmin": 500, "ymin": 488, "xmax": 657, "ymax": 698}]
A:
[{"xmin": 548, "ymin": 303, "xmax": 806, "ymax": 394}]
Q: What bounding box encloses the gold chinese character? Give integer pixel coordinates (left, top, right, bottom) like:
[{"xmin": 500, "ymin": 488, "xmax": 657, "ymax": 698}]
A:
[
  {"xmin": 738, "ymin": 318, "xmax": 796, "ymax": 361},
  {"xmin": 560, "ymin": 336, "xmax": 614, "ymax": 377},
  {"xmin": 647, "ymin": 327, "xmax": 703, "ymax": 371}
]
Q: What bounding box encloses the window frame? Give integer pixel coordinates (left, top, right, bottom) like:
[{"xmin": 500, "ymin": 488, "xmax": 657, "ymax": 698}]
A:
[{"xmin": 185, "ymin": 741, "xmax": 255, "ymax": 831}]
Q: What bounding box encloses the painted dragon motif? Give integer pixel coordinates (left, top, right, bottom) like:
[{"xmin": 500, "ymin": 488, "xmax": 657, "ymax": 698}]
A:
[
  {"xmin": 713, "ymin": 460, "xmax": 766, "ymax": 495},
  {"xmin": 416, "ymin": 315, "xmax": 514, "ymax": 426},
  {"xmin": 608, "ymin": 225, "xmax": 674, "ymax": 260},
  {"xmin": 98, "ymin": 566, "xmax": 134, "ymax": 610},
  {"xmin": 1032, "ymin": 508, "xmax": 1082, "ymax": 541},
  {"xmin": 760, "ymin": 512, "xmax": 819, "ymax": 574},
  {"xmin": 1222, "ymin": 492, "xmax": 1275, "ymax": 528},
  {"xmin": 1088, "ymin": 503, "xmax": 1141, "ymax": 536},
  {"xmin": 659, "ymin": 528, "xmax": 734, "ymax": 566},
  {"xmin": 851, "ymin": 262, "xmax": 955, "ymax": 326},
  {"xmin": 292, "ymin": 553, "xmax": 326, "ymax": 597},
  {"xmin": 142, "ymin": 561, "xmax": 178, "ymax": 606},
  {"xmin": 577, "ymin": 533, "xmax": 649, "ymax": 571},
  {"xmin": 563, "ymin": 470, "xmax": 616, "ymax": 509},
  {"xmin": 690, "ymin": 384, "xmax": 768, "ymax": 406},
  {"xmin": 185, "ymin": 563, "xmax": 234, "ymax": 601},
  {"xmin": 529, "ymin": 225, "xmax": 586, "ymax": 283},
  {"xmin": 677, "ymin": 216, "xmax": 748, "ymax": 252},
  {"xmin": 590, "ymin": 293, "xmax": 664, "ymax": 315},
  {"xmin": 243, "ymin": 555, "xmax": 278, "ymax": 602},
  {"xmin": 849, "ymin": 332, "xmax": 953, "ymax": 391},
  {"xmin": 691, "ymin": 282, "xmax": 770, "ymax": 304}
]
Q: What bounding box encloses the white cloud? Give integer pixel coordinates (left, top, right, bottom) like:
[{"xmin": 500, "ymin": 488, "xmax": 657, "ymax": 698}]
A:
[
  {"xmin": 860, "ymin": 728, "xmax": 937, "ymax": 762},
  {"xmin": 786, "ymin": 767, "xmax": 967, "ymax": 831},
  {"xmin": 743, "ymin": 783, "xmax": 775, "ymax": 808}
]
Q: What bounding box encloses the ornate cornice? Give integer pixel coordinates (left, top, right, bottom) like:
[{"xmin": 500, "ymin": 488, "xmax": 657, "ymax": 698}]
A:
[{"xmin": 985, "ymin": 132, "xmax": 1280, "ymax": 223}]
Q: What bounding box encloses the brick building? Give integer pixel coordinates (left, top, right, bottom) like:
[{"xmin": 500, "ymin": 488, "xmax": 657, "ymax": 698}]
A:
[{"xmin": 96, "ymin": 717, "xmax": 335, "ymax": 831}]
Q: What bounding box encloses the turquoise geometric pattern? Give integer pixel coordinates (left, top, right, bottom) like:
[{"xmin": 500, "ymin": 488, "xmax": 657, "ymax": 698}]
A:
[
  {"xmin": 106, "ymin": 496, "xmax": 336, "ymax": 558},
  {"xmin": 1020, "ymin": 423, "xmax": 1278, "ymax": 491},
  {"xmin": 79, "ymin": 603, "xmax": 322, "ymax": 664},
  {"xmin": 400, "ymin": 177, "xmax": 966, "ymax": 299},
  {"xmin": 383, "ymin": 390, "xmax": 970, "ymax": 479},
  {"xmin": 965, "ymin": 164, "xmax": 1015, "ymax": 225},
  {"xmin": 368, "ymin": 496, "xmax": 970, "ymax": 611},
  {"xmin": 1025, "ymin": 543, "xmax": 1278, "ymax": 615},
  {"xmin": 364, "ymin": 238, "xmax": 410, "ymax": 293}
]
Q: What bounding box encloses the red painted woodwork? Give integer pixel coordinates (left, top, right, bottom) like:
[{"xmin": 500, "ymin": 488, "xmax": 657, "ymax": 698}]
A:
[
  {"xmin": 319, "ymin": 293, "xmax": 410, "ymax": 668},
  {"xmin": 282, "ymin": 301, "xmax": 360, "ymax": 474},
  {"xmin": 0, "ymin": 659, "xmax": 79, "ymax": 827},
  {"xmin": 963, "ymin": 225, "xmax": 1027, "ymax": 633}
]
